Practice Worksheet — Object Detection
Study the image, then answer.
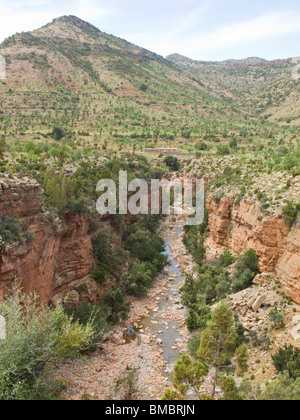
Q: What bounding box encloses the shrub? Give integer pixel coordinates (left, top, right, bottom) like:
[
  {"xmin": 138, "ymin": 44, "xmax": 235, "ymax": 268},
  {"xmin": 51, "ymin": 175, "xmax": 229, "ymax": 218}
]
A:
[
  {"xmin": 217, "ymin": 144, "xmax": 230, "ymax": 156},
  {"xmin": 0, "ymin": 217, "xmax": 30, "ymax": 244},
  {"xmin": 64, "ymin": 302, "xmax": 107, "ymax": 351},
  {"xmin": 139, "ymin": 84, "xmax": 148, "ymax": 92},
  {"xmin": 43, "ymin": 170, "xmax": 75, "ymax": 214},
  {"xmin": 123, "ymin": 260, "xmax": 153, "ymax": 296},
  {"xmin": 51, "ymin": 127, "xmax": 64, "ymax": 141},
  {"xmin": 269, "ymin": 308, "xmax": 285, "ymax": 330},
  {"xmin": 232, "ymin": 249, "xmax": 259, "ymax": 292},
  {"xmin": 104, "ymin": 286, "xmax": 130, "ymax": 325},
  {"xmin": 164, "ymin": 155, "xmax": 180, "ymax": 171},
  {"xmin": 196, "ymin": 141, "xmax": 208, "ymax": 151},
  {"xmin": 272, "ymin": 345, "xmax": 300, "ymax": 379},
  {"xmin": 256, "ymin": 374, "xmax": 300, "ymax": 400},
  {"xmin": 0, "ymin": 290, "xmax": 95, "ymax": 400},
  {"xmin": 218, "ymin": 250, "xmax": 235, "ymax": 268},
  {"xmin": 282, "ymin": 202, "xmax": 300, "ymax": 226}
]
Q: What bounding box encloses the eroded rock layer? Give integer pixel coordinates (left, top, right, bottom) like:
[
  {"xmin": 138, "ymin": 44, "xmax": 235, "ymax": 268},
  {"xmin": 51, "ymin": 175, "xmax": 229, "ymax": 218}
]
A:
[
  {"xmin": 206, "ymin": 195, "xmax": 300, "ymax": 303},
  {"xmin": 0, "ymin": 179, "xmax": 94, "ymax": 304}
]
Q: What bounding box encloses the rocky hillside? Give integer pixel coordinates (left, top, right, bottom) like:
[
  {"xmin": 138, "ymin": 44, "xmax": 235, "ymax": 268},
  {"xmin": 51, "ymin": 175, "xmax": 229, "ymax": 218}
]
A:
[
  {"xmin": 206, "ymin": 194, "xmax": 300, "ymax": 304},
  {"xmin": 0, "ymin": 175, "xmax": 99, "ymax": 304},
  {"xmin": 167, "ymin": 53, "xmax": 300, "ymax": 125},
  {"xmin": 0, "ymin": 15, "xmax": 238, "ymax": 132}
]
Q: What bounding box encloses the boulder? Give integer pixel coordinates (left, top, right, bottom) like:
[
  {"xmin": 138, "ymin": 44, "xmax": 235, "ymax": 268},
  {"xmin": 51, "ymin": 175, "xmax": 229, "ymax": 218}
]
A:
[
  {"xmin": 252, "ymin": 295, "xmax": 267, "ymax": 312},
  {"xmin": 247, "ymin": 296, "xmax": 257, "ymax": 309},
  {"xmin": 253, "ymin": 273, "xmax": 272, "ymax": 285}
]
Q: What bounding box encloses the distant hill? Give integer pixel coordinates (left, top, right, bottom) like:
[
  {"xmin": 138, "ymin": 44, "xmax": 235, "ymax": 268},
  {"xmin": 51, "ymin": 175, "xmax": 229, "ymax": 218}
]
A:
[{"xmin": 167, "ymin": 53, "xmax": 300, "ymax": 125}]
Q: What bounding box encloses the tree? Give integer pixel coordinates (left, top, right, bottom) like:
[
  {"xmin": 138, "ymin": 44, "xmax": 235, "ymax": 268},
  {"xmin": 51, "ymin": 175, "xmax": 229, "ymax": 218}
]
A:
[
  {"xmin": 272, "ymin": 345, "xmax": 300, "ymax": 379},
  {"xmin": 218, "ymin": 375, "xmax": 246, "ymax": 400},
  {"xmin": 196, "ymin": 141, "xmax": 208, "ymax": 151},
  {"xmin": 104, "ymin": 286, "xmax": 130, "ymax": 325},
  {"xmin": 165, "ymin": 303, "xmax": 249, "ymax": 400},
  {"xmin": 123, "ymin": 260, "xmax": 153, "ymax": 296},
  {"xmin": 139, "ymin": 84, "xmax": 148, "ymax": 92},
  {"xmin": 163, "ymin": 354, "xmax": 208, "ymax": 400},
  {"xmin": 164, "ymin": 155, "xmax": 180, "ymax": 171},
  {"xmin": 197, "ymin": 303, "xmax": 249, "ymax": 398},
  {"xmin": 51, "ymin": 126, "xmax": 64, "ymax": 141},
  {"xmin": 43, "ymin": 170, "xmax": 75, "ymax": 214},
  {"xmin": 232, "ymin": 249, "xmax": 259, "ymax": 292}
]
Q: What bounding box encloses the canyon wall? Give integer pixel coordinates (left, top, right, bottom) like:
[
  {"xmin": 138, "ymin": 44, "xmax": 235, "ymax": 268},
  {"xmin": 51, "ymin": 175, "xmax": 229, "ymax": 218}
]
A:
[
  {"xmin": 1, "ymin": 179, "xmax": 300, "ymax": 306},
  {"xmin": 0, "ymin": 179, "xmax": 95, "ymax": 304},
  {"xmin": 206, "ymin": 195, "xmax": 300, "ymax": 303}
]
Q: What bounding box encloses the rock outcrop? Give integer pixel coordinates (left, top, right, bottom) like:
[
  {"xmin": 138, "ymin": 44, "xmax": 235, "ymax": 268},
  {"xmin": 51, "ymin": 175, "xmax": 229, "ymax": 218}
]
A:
[
  {"xmin": 0, "ymin": 178, "xmax": 95, "ymax": 304},
  {"xmin": 277, "ymin": 224, "xmax": 300, "ymax": 304},
  {"xmin": 206, "ymin": 195, "xmax": 300, "ymax": 303}
]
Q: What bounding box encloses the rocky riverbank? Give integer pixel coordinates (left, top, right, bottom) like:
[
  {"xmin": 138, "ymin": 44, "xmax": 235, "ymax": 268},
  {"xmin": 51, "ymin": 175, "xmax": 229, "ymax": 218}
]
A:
[{"xmin": 56, "ymin": 215, "xmax": 195, "ymax": 400}]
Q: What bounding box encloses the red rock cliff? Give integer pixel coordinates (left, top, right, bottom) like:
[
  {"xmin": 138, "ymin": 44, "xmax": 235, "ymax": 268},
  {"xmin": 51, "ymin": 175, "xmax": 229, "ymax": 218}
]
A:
[
  {"xmin": 0, "ymin": 179, "xmax": 94, "ymax": 304},
  {"xmin": 206, "ymin": 195, "xmax": 300, "ymax": 303}
]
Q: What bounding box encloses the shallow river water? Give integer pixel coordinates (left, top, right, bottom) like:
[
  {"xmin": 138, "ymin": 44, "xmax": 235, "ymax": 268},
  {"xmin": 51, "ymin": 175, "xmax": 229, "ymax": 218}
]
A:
[{"xmin": 125, "ymin": 219, "xmax": 190, "ymax": 374}]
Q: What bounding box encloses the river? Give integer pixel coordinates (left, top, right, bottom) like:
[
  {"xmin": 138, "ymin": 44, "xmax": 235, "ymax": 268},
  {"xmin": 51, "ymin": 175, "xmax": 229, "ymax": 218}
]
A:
[{"xmin": 58, "ymin": 215, "xmax": 195, "ymax": 400}]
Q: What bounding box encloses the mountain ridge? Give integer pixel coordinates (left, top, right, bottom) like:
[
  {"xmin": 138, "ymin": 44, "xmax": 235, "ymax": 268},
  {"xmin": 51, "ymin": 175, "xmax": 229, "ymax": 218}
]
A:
[{"xmin": 167, "ymin": 51, "xmax": 300, "ymax": 124}]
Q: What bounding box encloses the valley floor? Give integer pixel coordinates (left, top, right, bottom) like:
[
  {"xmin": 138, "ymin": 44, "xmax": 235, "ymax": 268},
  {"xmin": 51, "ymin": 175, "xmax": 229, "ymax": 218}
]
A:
[
  {"xmin": 53, "ymin": 215, "xmax": 300, "ymax": 400},
  {"xmin": 55, "ymin": 216, "xmax": 194, "ymax": 400}
]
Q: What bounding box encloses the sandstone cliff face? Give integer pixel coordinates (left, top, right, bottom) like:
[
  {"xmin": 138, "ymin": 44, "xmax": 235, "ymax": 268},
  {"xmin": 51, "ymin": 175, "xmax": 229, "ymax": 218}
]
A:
[
  {"xmin": 277, "ymin": 225, "xmax": 300, "ymax": 304},
  {"xmin": 0, "ymin": 179, "xmax": 95, "ymax": 304},
  {"xmin": 206, "ymin": 195, "xmax": 300, "ymax": 303}
]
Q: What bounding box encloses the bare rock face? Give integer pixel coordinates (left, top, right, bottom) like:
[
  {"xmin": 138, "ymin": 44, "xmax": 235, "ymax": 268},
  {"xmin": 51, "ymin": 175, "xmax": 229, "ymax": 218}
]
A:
[
  {"xmin": 0, "ymin": 179, "xmax": 94, "ymax": 304},
  {"xmin": 277, "ymin": 224, "xmax": 300, "ymax": 304},
  {"xmin": 206, "ymin": 195, "xmax": 300, "ymax": 303}
]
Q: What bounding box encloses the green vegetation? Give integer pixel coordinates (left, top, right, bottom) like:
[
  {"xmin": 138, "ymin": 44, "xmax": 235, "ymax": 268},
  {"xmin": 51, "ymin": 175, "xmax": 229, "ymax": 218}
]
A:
[
  {"xmin": 43, "ymin": 170, "xmax": 77, "ymax": 214},
  {"xmin": 182, "ymin": 211, "xmax": 258, "ymax": 331},
  {"xmin": 164, "ymin": 303, "xmax": 249, "ymax": 400},
  {"xmin": 90, "ymin": 214, "xmax": 167, "ymax": 324},
  {"xmin": 282, "ymin": 201, "xmax": 300, "ymax": 226},
  {"xmin": 164, "ymin": 156, "xmax": 180, "ymax": 171},
  {"xmin": 0, "ymin": 290, "xmax": 95, "ymax": 400},
  {"xmin": 231, "ymin": 249, "xmax": 259, "ymax": 292},
  {"xmin": 272, "ymin": 345, "xmax": 300, "ymax": 379},
  {"xmin": 0, "ymin": 217, "xmax": 34, "ymax": 245},
  {"xmin": 1, "ymin": 15, "xmax": 300, "ymax": 402},
  {"xmin": 181, "ymin": 247, "xmax": 258, "ymax": 330}
]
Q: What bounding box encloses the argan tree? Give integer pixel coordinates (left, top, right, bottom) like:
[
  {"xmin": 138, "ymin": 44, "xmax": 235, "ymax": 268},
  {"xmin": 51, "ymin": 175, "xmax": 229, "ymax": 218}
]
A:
[
  {"xmin": 164, "ymin": 303, "xmax": 249, "ymax": 400},
  {"xmin": 197, "ymin": 302, "xmax": 249, "ymax": 398}
]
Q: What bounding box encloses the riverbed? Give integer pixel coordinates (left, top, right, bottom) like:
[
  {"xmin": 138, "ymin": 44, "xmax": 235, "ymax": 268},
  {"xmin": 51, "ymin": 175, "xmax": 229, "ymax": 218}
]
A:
[{"xmin": 57, "ymin": 216, "xmax": 195, "ymax": 400}]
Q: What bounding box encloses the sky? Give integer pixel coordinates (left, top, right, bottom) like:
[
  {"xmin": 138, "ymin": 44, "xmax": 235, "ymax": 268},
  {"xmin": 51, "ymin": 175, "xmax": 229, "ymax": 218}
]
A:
[{"xmin": 0, "ymin": 0, "xmax": 300, "ymax": 61}]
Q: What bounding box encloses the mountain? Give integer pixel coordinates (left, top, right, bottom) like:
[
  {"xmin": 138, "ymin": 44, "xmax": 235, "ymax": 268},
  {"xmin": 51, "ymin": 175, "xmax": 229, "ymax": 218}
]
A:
[
  {"xmin": 0, "ymin": 16, "xmax": 239, "ymax": 132},
  {"xmin": 0, "ymin": 15, "xmax": 298, "ymax": 151},
  {"xmin": 167, "ymin": 53, "xmax": 300, "ymax": 125}
]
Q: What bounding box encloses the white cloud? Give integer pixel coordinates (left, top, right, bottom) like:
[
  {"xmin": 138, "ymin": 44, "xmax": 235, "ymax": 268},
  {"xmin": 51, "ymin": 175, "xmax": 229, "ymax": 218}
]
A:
[
  {"xmin": 147, "ymin": 10, "xmax": 300, "ymax": 58},
  {"xmin": 0, "ymin": 0, "xmax": 113, "ymax": 43},
  {"xmin": 165, "ymin": 1, "xmax": 211, "ymax": 40},
  {"xmin": 75, "ymin": 0, "xmax": 114, "ymax": 22},
  {"xmin": 0, "ymin": 9, "xmax": 57, "ymax": 42}
]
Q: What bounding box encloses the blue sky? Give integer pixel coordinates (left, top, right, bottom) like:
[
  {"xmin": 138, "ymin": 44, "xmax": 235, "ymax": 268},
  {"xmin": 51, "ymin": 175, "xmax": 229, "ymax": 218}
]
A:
[{"xmin": 0, "ymin": 0, "xmax": 300, "ymax": 61}]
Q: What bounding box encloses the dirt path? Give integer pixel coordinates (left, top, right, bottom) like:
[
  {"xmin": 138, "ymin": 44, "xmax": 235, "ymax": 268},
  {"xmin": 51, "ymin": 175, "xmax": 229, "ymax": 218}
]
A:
[{"xmin": 57, "ymin": 216, "xmax": 195, "ymax": 400}]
